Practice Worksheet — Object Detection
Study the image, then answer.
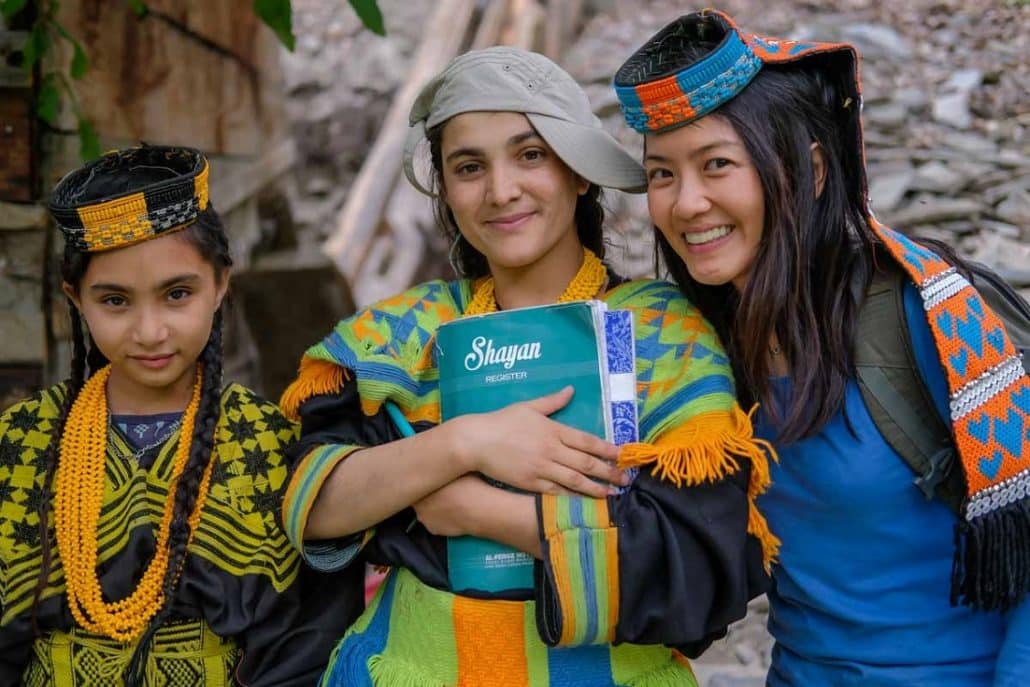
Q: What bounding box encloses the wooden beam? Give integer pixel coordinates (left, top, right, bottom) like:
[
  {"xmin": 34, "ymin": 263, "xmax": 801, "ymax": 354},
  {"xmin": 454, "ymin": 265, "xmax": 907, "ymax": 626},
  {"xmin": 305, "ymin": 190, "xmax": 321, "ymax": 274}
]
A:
[
  {"xmin": 543, "ymin": 0, "xmax": 583, "ymax": 60},
  {"xmin": 322, "ymin": 0, "xmax": 477, "ymax": 279},
  {"xmin": 501, "ymin": 0, "xmax": 544, "ymax": 50},
  {"xmin": 472, "ymin": 0, "xmax": 510, "ymax": 50}
]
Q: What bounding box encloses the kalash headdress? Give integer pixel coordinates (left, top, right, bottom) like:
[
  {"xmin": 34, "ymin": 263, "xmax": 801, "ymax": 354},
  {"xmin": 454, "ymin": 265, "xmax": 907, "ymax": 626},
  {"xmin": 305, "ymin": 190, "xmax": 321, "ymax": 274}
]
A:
[
  {"xmin": 614, "ymin": 9, "xmax": 1030, "ymax": 611},
  {"xmin": 49, "ymin": 145, "xmax": 210, "ymax": 252}
]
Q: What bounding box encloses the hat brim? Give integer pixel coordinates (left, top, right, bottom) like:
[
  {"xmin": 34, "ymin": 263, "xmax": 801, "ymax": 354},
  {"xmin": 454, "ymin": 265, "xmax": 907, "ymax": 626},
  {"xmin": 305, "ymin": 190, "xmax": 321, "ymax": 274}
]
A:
[
  {"xmin": 402, "ymin": 113, "xmax": 647, "ymax": 197},
  {"xmin": 527, "ymin": 113, "xmax": 647, "ymax": 194}
]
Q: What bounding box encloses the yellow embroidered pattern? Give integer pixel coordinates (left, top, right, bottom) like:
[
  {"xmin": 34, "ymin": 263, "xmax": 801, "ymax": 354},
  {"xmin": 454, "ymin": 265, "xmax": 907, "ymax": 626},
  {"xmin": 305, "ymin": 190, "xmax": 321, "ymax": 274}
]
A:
[
  {"xmin": 463, "ymin": 248, "xmax": 608, "ymax": 315},
  {"xmin": 54, "ymin": 365, "xmax": 213, "ymax": 642}
]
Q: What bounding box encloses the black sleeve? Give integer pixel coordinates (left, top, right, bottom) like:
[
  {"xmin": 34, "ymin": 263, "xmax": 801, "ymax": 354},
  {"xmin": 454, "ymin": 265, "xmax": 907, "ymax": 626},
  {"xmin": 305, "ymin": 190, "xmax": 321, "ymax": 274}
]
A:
[
  {"xmin": 285, "ymin": 384, "xmax": 452, "ymax": 585},
  {"xmin": 0, "ymin": 613, "xmax": 34, "ymax": 684},
  {"xmin": 535, "ymin": 464, "xmax": 768, "ymax": 655},
  {"xmin": 231, "ymin": 562, "xmax": 366, "ymax": 687},
  {"xmin": 289, "ymin": 384, "xmax": 402, "ymax": 466}
]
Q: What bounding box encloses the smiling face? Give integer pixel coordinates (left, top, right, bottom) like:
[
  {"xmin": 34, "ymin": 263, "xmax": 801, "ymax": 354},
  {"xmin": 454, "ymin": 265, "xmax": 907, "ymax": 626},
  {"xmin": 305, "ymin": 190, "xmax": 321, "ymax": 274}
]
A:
[
  {"xmin": 439, "ymin": 111, "xmax": 589, "ymax": 287},
  {"xmin": 644, "ymin": 115, "xmax": 766, "ymax": 292},
  {"xmin": 65, "ymin": 232, "xmax": 228, "ymax": 413}
]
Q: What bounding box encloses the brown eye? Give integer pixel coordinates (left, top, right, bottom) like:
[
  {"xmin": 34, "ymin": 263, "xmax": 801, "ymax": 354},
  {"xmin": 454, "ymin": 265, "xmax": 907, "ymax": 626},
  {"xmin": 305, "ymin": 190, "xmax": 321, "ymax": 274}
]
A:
[{"xmin": 168, "ymin": 288, "xmax": 191, "ymax": 301}]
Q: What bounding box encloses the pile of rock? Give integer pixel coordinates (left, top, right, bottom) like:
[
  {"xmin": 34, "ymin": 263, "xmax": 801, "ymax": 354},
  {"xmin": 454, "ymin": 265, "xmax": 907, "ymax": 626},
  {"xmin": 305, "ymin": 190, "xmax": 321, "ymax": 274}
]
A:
[{"xmin": 564, "ymin": 0, "xmax": 1029, "ymax": 295}]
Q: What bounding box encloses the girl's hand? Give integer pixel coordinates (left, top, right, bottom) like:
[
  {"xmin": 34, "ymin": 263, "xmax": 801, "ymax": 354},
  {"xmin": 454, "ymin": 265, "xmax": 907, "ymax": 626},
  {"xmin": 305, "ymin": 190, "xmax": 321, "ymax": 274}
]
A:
[
  {"xmin": 413, "ymin": 476, "xmax": 541, "ymax": 558},
  {"xmin": 451, "ymin": 386, "xmax": 628, "ymax": 499},
  {"xmin": 412, "ymin": 475, "xmax": 487, "ymax": 537}
]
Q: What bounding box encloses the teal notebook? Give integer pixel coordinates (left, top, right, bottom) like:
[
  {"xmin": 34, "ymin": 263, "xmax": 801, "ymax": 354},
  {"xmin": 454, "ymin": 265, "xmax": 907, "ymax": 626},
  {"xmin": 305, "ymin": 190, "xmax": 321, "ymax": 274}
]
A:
[{"xmin": 435, "ymin": 300, "xmax": 637, "ymax": 594}]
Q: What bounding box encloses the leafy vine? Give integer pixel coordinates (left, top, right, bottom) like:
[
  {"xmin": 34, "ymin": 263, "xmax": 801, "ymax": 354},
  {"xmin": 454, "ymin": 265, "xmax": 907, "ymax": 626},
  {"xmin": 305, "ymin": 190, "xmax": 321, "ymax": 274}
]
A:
[{"xmin": 1, "ymin": 0, "xmax": 384, "ymax": 162}]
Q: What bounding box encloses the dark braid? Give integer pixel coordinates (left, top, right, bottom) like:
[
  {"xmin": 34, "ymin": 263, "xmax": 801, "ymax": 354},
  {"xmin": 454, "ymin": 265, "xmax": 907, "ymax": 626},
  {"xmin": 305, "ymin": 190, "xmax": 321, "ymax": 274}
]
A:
[
  {"xmin": 123, "ymin": 309, "xmax": 224, "ymax": 685},
  {"xmin": 121, "ymin": 211, "xmax": 230, "ymax": 683},
  {"xmin": 85, "ymin": 338, "xmax": 109, "ymax": 377},
  {"xmin": 29, "ymin": 305, "xmax": 88, "ymax": 634}
]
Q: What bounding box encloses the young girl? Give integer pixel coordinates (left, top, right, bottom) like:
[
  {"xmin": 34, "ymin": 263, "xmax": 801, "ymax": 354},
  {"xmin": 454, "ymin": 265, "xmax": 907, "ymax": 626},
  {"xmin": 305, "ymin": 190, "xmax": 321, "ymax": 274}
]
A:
[
  {"xmin": 614, "ymin": 9, "xmax": 1030, "ymax": 685},
  {"xmin": 279, "ymin": 46, "xmax": 775, "ymax": 686},
  {"xmin": 0, "ymin": 146, "xmax": 357, "ymax": 686}
]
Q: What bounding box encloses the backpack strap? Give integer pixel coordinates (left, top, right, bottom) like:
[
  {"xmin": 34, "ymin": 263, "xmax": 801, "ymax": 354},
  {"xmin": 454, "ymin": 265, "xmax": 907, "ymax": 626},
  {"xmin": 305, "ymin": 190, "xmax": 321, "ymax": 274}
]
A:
[
  {"xmin": 854, "ymin": 263, "xmax": 967, "ymax": 514},
  {"xmin": 966, "ymin": 263, "xmax": 1030, "ymax": 373}
]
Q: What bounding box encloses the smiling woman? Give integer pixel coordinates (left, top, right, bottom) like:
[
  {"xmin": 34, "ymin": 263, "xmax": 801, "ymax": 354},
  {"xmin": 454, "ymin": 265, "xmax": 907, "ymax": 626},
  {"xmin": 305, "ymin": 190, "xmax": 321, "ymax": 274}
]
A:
[
  {"xmin": 278, "ymin": 46, "xmax": 776, "ymax": 687},
  {"xmin": 0, "ymin": 145, "xmax": 356, "ymax": 686},
  {"xmin": 614, "ymin": 10, "xmax": 1030, "ymax": 687}
]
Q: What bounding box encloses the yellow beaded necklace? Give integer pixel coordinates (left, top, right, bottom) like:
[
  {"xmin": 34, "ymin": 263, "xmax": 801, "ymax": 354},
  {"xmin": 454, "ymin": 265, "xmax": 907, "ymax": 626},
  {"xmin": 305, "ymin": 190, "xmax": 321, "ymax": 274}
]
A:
[
  {"xmin": 464, "ymin": 248, "xmax": 608, "ymax": 316},
  {"xmin": 55, "ymin": 364, "xmax": 214, "ymax": 642}
]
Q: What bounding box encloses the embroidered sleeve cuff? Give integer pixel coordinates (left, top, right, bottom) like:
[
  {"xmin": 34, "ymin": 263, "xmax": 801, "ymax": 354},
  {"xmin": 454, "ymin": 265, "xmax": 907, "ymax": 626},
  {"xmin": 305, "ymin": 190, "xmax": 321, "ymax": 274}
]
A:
[
  {"xmin": 282, "ymin": 444, "xmax": 370, "ymax": 570},
  {"xmin": 535, "ymin": 494, "xmax": 619, "ymax": 647}
]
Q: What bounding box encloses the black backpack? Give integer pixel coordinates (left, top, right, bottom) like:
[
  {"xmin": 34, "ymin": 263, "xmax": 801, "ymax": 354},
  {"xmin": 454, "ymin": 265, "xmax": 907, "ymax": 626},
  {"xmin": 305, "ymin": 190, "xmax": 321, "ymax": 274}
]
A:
[{"xmin": 854, "ymin": 259, "xmax": 1030, "ymax": 514}]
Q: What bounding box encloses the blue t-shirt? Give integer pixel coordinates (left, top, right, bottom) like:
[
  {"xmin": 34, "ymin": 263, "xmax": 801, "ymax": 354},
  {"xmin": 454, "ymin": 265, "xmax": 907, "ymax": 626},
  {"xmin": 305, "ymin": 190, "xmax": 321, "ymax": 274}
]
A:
[{"xmin": 756, "ymin": 283, "xmax": 1029, "ymax": 686}]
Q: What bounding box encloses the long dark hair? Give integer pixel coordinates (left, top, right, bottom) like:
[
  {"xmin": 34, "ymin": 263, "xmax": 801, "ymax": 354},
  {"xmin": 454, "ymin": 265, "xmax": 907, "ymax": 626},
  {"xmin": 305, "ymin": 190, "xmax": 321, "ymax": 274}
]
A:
[
  {"xmin": 31, "ymin": 209, "xmax": 232, "ymax": 682},
  {"xmin": 425, "ymin": 120, "xmax": 607, "ymax": 279},
  {"xmin": 655, "ymin": 55, "xmax": 873, "ymax": 443}
]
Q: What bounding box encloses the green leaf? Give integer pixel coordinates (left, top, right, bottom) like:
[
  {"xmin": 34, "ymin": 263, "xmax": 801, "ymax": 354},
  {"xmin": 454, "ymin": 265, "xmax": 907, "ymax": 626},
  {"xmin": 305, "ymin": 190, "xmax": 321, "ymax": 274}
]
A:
[
  {"xmin": 348, "ymin": 0, "xmax": 385, "ymax": 36},
  {"xmin": 21, "ymin": 23, "xmax": 50, "ymax": 70},
  {"xmin": 253, "ymin": 0, "xmax": 295, "ymax": 51},
  {"xmin": 36, "ymin": 77, "xmax": 60, "ymax": 124},
  {"xmin": 126, "ymin": 0, "xmax": 148, "ymax": 18},
  {"xmin": 78, "ymin": 118, "xmax": 101, "ymax": 161},
  {"xmin": 53, "ymin": 21, "xmax": 90, "ymax": 79},
  {"xmin": 1, "ymin": 0, "xmax": 29, "ymax": 21},
  {"xmin": 70, "ymin": 41, "xmax": 89, "ymax": 78}
]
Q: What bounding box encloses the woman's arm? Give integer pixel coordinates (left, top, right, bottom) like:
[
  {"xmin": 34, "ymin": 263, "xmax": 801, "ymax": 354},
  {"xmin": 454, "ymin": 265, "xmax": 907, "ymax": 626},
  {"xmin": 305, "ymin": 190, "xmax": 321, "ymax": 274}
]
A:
[
  {"xmin": 534, "ymin": 464, "xmax": 768, "ymax": 653},
  {"xmin": 304, "ymin": 386, "xmax": 626, "ymax": 540},
  {"xmin": 411, "ymin": 475, "xmax": 542, "ymax": 558}
]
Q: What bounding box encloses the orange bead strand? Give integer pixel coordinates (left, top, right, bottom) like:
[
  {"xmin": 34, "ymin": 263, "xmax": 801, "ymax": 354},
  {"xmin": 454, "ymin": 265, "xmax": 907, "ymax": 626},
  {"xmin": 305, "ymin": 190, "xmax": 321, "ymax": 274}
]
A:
[
  {"xmin": 54, "ymin": 364, "xmax": 213, "ymax": 642},
  {"xmin": 464, "ymin": 248, "xmax": 608, "ymax": 316}
]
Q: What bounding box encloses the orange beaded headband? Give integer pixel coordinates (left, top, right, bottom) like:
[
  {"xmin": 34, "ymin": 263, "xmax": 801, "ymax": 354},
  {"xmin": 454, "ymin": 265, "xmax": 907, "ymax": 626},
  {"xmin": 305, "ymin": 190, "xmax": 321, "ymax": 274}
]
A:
[{"xmin": 49, "ymin": 145, "xmax": 210, "ymax": 253}]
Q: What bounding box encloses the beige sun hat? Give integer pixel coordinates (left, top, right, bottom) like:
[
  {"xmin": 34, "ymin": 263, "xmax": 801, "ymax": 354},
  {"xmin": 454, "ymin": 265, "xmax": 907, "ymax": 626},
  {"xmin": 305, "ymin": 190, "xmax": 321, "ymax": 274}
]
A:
[{"xmin": 402, "ymin": 46, "xmax": 646, "ymax": 196}]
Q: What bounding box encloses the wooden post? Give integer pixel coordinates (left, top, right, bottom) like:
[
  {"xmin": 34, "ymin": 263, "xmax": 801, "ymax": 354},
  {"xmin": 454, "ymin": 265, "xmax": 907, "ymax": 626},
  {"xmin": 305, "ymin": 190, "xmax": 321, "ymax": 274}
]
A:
[{"xmin": 322, "ymin": 0, "xmax": 477, "ymax": 281}]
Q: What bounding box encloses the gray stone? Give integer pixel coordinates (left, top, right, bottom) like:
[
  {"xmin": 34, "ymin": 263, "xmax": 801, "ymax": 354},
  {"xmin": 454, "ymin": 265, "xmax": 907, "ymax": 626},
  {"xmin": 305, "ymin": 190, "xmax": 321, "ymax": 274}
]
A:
[
  {"xmin": 840, "ymin": 24, "xmax": 913, "ymax": 60},
  {"xmin": 868, "ymin": 166, "xmax": 915, "ymax": 213},
  {"xmin": 911, "ymin": 161, "xmax": 970, "ymax": 194},
  {"xmin": 946, "ymin": 132, "xmax": 1000, "ymax": 157},
  {"xmin": 734, "ymin": 643, "xmax": 760, "ymax": 666},
  {"xmin": 893, "ymin": 88, "xmax": 930, "ymax": 112},
  {"xmin": 944, "ymin": 68, "xmax": 984, "ymax": 93},
  {"xmin": 932, "ymin": 91, "xmax": 973, "ymax": 130},
  {"xmin": 978, "ymin": 219, "xmax": 1022, "ymax": 239},
  {"xmin": 708, "ymin": 675, "xmax": 766, "ymax": 687},
  {"xmin": 994, "ymin": 190, "xmax": 1030, "ymax": 226},
  {"xmin": 964, "ymin": 233, "xmax": 1030, "ymax": 285},
  {"xmin": 888, "ymin": 195, "xmax": 985, "ymax": 227},
  {"xmin": 865, "ymin": 102, "xmax": 909, "ymax": 128}
]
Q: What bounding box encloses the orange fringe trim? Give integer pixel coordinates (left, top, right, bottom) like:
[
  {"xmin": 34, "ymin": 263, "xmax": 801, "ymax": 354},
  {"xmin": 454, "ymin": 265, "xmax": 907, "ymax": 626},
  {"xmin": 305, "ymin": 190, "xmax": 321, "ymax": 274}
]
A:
[
  {"xmin": 279, "ymin": 356, "xmax": 351, "ymax": 420},
  {"xmin": 618, "ymin": 405, "xmax": 781, "ymax": 571}
]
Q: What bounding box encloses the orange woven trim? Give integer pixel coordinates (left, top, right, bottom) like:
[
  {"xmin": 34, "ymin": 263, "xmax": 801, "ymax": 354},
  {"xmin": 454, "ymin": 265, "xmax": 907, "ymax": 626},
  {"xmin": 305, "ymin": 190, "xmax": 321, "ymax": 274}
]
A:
[
  {"xmin": 604, "ymin": 527, "xmax": 619, "ymax": 641},
  {"xmin": 634, "ymin": 74, "xmax": 688, "ymax": 105},
  {"xmin": 453, "ymin": 595, "xmax": 528, "ymax": 685},
  {"xmin": 617, "ymin": 405, "xmax": 780, "ymax": 570},
  {"xmin": 279, "ymin": 357, "xmax": 351, "ymax": 420},
  {"xmin": 76, "ymin": 191, "xmax": 148, "ymax": 227},
  {"xmin": 644, "ymin": 97, "xmax": 697, "ymax": 133},
  {"xmin": 550, "ymin": 532, "xmax": 577, "ymax": 646}
]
